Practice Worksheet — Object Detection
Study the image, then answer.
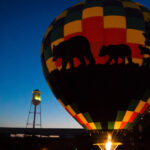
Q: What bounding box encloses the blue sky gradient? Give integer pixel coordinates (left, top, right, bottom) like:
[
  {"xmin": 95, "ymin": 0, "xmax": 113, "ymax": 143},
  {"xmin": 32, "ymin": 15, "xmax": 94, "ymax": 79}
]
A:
[{"xmin": 0, "ymin": 0, "xmax": 150, "ymax": 128}]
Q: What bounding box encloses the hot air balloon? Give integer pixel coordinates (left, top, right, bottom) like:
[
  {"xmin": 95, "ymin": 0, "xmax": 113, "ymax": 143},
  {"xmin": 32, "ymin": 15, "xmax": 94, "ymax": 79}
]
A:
[{"xmin": 41, "ymin": 0, "xmax": 150, "ymax": 148}]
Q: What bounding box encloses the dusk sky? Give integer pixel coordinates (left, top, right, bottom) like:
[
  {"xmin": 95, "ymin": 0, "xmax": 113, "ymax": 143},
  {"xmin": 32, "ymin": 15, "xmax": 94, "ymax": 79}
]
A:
[{"xmin": 0, "ymin": 0, "xmax": 150, "ymax": 128}]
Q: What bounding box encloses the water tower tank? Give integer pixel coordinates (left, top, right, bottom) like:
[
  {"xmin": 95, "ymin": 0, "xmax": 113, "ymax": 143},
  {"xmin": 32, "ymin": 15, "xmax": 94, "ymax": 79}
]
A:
[{"xmin": 32, "ymin": 89, "xmax": 41, "ymax": 106}]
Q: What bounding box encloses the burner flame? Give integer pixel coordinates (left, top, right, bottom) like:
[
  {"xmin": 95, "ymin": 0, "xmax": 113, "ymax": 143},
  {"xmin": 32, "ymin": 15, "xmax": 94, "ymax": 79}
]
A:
[{"xmin": 105, "ymin": 135, "xmax": 112, "ymax": 150}]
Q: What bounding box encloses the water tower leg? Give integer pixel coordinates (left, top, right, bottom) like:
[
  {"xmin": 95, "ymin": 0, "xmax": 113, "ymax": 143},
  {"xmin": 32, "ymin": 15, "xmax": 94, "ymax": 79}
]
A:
[
  {"xmin": 40, "ymin": 103, "xmax": 42, "ymax": 128},
  {"xmin": 33, "ymin": 105, "xmax": 37, "ymax": 129},
  {"xmin": 26, "ymin": 102, "xmax": 32, "ymax": 128}
]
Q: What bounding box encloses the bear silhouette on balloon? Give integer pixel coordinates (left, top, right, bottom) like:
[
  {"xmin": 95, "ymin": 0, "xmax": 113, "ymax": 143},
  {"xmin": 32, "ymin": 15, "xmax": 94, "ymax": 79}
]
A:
[
  {"xmin": 99, "ymin": 44, "xmax": 132, "ymax": 65},
  {"xmin": 52, "ymin": 36, "xmax": 95, "ymax": 70}
]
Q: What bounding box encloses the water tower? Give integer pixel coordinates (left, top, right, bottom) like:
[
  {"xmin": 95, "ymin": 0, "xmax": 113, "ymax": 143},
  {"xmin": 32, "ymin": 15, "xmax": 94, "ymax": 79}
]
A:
[{"xmin": 26, "ymin": 89, "xmax": 42, "ymax": 128}]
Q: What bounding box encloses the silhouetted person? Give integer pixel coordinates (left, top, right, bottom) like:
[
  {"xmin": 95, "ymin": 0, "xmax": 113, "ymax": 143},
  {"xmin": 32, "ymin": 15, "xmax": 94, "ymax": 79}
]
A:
[
  {"xmin": 139, "ymin": 45, "xmax": 150, "ymax": 67},
  {"xmin": 52, "ymin": 36, "xmax": 95, "ymax": 70},
  {"xmin": 99, "ymin": 44, "xmax": 132, "ymax": 65},
  {"xmin": 143, "ymin": 32, "xmax": 150, "ymax": 46},
  {"xmin": 139, "ymin": 45, "xmax": 150, "ymax": 55}
]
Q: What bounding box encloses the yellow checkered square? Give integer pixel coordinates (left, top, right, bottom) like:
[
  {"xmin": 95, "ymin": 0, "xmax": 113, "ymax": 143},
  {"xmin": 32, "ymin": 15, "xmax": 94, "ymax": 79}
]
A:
[
  {"xmin": 64, "ymin": 20, "xmax": 82, "ymax": 36},
  {"xmin": 104, "ymin": 16, "xmax": 126, "ymax": 28},
  {"xmin": 127, "ymin": 29, "xmax": 145, "ymax": 44},
  {"xmin": 82, "ymin": 7, "xmax": 103, "ymax": 19}
]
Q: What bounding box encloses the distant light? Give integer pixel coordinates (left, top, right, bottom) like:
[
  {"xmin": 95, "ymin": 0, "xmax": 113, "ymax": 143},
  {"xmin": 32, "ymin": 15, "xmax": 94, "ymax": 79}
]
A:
[
  {"xmin": 10, "ymin": 134, "xmax": 16, "ymax": 138},
  {"xmin": 10, "ymin": 134, "xmax": 24, "ymax": 138},
  {"xmin": 49, "ymin": 135, "xmax": 60, "ymax": 138},
  {"xmin": 16, "ymin": 134, "xmax": 24, "ymax": 138},
  {"xmin": 35, "ymin": 135, "xmax": 41, "ymax": 138},
  {"xmin": 41, "ymin": 135, "xmax": 49, "ymax": 138}
]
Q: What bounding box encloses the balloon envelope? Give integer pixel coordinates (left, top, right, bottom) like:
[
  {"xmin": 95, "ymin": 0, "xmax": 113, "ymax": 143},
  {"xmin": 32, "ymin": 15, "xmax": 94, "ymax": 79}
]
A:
[{"xmin": 41, "ymin": 0, "xmax": 150, "ymax": 131}]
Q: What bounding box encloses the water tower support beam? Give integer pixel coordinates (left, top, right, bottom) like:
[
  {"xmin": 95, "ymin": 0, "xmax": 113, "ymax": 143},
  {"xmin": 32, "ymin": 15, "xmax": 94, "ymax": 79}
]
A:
[{"xmin": 33, "ymin": 105, "xmax": 37, "ymax": 129}]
